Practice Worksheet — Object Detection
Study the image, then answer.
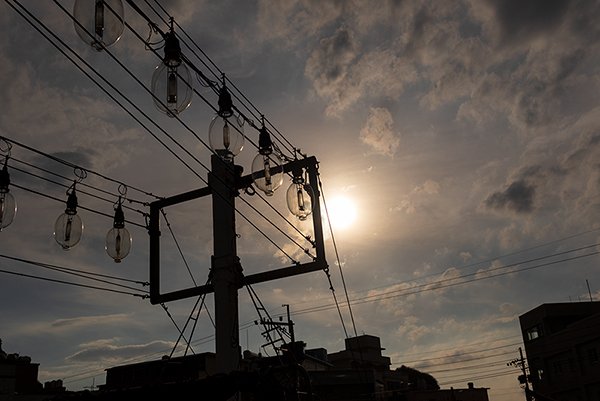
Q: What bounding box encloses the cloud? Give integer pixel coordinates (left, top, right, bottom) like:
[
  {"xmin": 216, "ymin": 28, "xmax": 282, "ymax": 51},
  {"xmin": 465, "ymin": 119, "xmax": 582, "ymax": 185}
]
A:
[
  {"xmin": 66, "ymin": 338, "xmax": 176, "ymax": 363},
  {"xmin": 359, "ymin": 107, "xmax": 400, "ymax": 157},
  {"xmin": 305, "ymin": 27, "xmax": 359, "ymax": 114},
  {"xmin": 50, "ymin": 314, "xmax": 130, "ymax": 330},
  {"xmin": 484, "ymin": 179, "xmax": 536, "ymax": 213},
  {"xmin": 256, "ymin": 0, "xmax": 342, "ymax": 47},
  {"xmin": 485, "ymin": 0, "xmax": 570, "ymax": 46}
]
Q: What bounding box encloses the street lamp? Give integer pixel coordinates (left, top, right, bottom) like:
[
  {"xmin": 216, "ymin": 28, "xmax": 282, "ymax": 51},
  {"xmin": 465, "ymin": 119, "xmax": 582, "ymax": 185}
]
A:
[
  {"xmin": 0, "ymin": 158, "xmax": 16, "ymax": 231},
  {"xmin": 151, "ymin": 24, "xmax": 193, "ymax": 117},
  {"xmin": 208, "ymin": 80, "xmax": 244, "ymax": 161},
  {"xmin": 286, "ymin": 169, "xmax": 313, "ymax": 221},
  {"xmin": 54, "ymin": 183, "xmax": 84, "ymax": 250},
  {"xmin": 105, "ymin": 197, "xmax": 131, "ymax": 263},
  {"xmin": 73, "ymin": 0, "xmax": 124, "ymax": 51},
  {"xmin": 251, "ymin": 120, "xmax": 283, "ymax": 196}
]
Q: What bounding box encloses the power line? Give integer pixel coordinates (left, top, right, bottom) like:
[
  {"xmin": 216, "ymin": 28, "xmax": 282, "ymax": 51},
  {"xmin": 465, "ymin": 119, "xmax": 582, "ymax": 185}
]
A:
[
  {"xmin": 0, "ymin": 135, "xmax": 161, "ymax": 201},
  {"xmin": 0, "ymin": 268, "xmax": 147, "ymax": 298},
  {"xmin": 8, "ymin": 158, "xmax": 147, "ymax": 218},
  {"xmin": 287, "ymin": 246, "xmax": 600, "ymax": 317},
  {"xmin": 397, "ymin": 334, "xmax": 522, "ymax": 358},
  {"xmin": 0, "ymin": 253, "xmax": 148, "ymax": 289},
  {"xmin": 398, "ymin": 342, "xmax": 522, "ymax": 365},
  {"xmin": 10, "ymin": 0, "xmax": 310, "ymax": 262}
]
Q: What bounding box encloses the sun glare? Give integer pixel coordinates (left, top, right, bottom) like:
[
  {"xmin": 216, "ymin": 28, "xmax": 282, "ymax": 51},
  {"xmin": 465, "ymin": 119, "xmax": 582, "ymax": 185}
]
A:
[{"xmin": 326, "ymin": 196, "xmax": 358, "ymax": 231}]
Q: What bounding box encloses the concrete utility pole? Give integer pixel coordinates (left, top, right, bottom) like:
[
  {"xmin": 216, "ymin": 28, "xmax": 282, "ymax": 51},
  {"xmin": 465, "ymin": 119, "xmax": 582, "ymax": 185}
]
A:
[
  {"xmin": 148, "ymin": 155, "xmax": 327, "ymax": 376},
  {"xmin": 509, "ymin": 347, "xmax": 532, "ymax": 401},
  {"xmin": 210, "ymin": 153, "xmax": 243, "ymax": 374},
  {"xmin": 519, "ymin": 347, "xmax": 532, "ymax": 401}
]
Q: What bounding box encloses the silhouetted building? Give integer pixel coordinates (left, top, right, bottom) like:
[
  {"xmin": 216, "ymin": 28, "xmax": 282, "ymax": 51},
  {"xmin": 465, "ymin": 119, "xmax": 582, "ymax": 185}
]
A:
[
  {"xmin": 405, "ymin": 383, "xmax": 489, "ymax": 401},
  {"xmin": 59, "ymin": 334, "xmax": 489, "ymax": 401},
  {"xmin": 0, "ymin": 339, "xmax": 43, "ymax": 396},
  {"xmin": 103, "ymin": 352, "xmax": 216, "ymax": 390},
  {"xmin": 304, "ymin": 335, "xmax": 488, "ymax": 401},
  {"xmin": 519, "ymin": 302, "xmax": 600, "ymax": 401}
]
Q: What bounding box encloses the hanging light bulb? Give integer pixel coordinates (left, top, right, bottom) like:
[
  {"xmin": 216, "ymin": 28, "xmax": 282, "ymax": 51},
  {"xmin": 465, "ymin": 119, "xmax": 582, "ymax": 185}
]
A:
[
  {"xmin": 286, "ymin": 169, "xmax": 314, "ymax": 221},
  {"xmin": 105, "ymin": 197, "xmax": 132, "ymax": 263},
  {"xmin": 54, "ymin": 183, "xmax": 84, "ymax": 250},
  {"xmin": 73, "ymin": 0, "xmax": 124, "ymax": 51},
  {"xmin": 251, "ymin": 120, "xmax": 283, "ymax": 196},
  {"xmin": 0, "ymin": 158, "xmax": 17, "ymax": 231},
  {"xmin": 208, "ymin": 79, "xmax": 244, "ymax": 161},
  {"xmin": 151, "ymin": 22, "xmax": 193, "ymax": 117}
]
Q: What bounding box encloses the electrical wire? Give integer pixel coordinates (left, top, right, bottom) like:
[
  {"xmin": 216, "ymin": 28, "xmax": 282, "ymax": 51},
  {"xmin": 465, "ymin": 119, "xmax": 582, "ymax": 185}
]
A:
[
  {"xmin": 11, "ymin": 182, "xmax": 146, "ymax": 228},
  {"xmin": 318, "ymin": 173, "xmax": 358, "ymax": 338},
  {"xmin": 12, "ymin": 0, "xmax": 307, "ymax": 262},
  {"xmin": 8, "ymin": 159, "xmax": 147, "ymax": 218},
  {"xmin": 0, "ymin": 253, "xmax": 148, "ymax": 291},
  {"xmin": 287, "ymin": 246, "xmax": 600, "ymax": 317},
  {"xmin": 8, "ymin": 155, "xmax": 151, "ymax": 211},
  {"xmin": 0, "ymin": 268, "xmax": 147, "ymax": 298},
  {"xmin": 0, "ymin": 135, "xmax": 161, "ymax": 201},
  {"xmin": 58, "ymin": 0, "xmax": 311, "ymax": 262}
]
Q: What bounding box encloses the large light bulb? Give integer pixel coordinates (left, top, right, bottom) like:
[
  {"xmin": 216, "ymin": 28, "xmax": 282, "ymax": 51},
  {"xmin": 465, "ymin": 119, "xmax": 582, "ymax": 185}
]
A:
[
  {"xmin": 0, "ymin": 162, "xmax": 16, "ymax": 231},
  {"xmin": 73, "ymin": 0, "xmax": 124, "ymax": 51},
  {"xmin": 54, "ymin": 188, "xmax": 83, "ymax": 250},
  {"xmin": 0, "ymin": 192, "xmax": 16, "ymax": 231},
  {"xmin": 151, "ymin": 31, "xmax": 193, "ymax": 117},
  {"xmin": 105, "ymin": 201, "xmax": 131, "ymax": 263},
  {"xmin": 286, "ymin": 175, "xmax": 314, "ymax": 221},
  {"xmin": 252, "ymin": 153, "xmax": 283, "ymax": 196},
  {"xmin": 106, "ymin": 227, "xmax": 131, "ymax": 263},
  {"xmin": 209, "ymin": 115, "xmax": 244, "ymax": 161},
  {"xmin": 151, "ymin": 63, "xmax": 193, "ymax": 117}
]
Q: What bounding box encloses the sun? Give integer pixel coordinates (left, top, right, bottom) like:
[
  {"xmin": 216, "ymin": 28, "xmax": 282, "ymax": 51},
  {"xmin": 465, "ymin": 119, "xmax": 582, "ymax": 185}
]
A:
[{"xmin": 326, "ymin": 196, "xmax": 358, "ymax": 231}]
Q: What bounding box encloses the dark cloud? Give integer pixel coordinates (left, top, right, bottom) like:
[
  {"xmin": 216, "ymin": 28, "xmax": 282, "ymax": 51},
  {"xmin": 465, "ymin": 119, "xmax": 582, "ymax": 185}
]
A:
[
  {"xmin": 487, "ymin": 0, "xmax": 569, "ymax": 45},
  {"xmin": 485, "ymin": 179, "xmax": 536, "ymax": 213},
  {"xmin": 32, "ymin": 151, "xmax": 95, "ymax": 184},
  {"xmin": 305, "ymin": 27, "xmax": 357, "ymax": 90}
]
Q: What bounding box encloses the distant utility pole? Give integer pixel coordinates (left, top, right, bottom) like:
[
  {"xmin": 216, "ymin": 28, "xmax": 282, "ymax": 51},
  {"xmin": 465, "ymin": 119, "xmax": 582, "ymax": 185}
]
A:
[{"xmin": 508, "ymin": 347, "xmax": 532, "ymax": 401}]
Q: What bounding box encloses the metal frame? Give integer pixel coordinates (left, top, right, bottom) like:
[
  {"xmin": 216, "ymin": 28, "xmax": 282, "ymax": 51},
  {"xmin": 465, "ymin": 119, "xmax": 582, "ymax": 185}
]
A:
[{"xmin": 148, "ymin": 156, "xmax": 328, "ymax": 304}]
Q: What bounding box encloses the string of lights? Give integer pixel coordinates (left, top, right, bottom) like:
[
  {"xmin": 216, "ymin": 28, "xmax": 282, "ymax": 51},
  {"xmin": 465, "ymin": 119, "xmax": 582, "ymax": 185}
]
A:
[
  {"xmin": 6, "ymin": 0, "xmax": 316, "ymax": 265},
  {"xmin": 7, "ymin": 158, "xmax": 146, "ymax": 218},
  {"xmin": 57, "ymin": 0, "xmax": 318, "ymax": 262}
]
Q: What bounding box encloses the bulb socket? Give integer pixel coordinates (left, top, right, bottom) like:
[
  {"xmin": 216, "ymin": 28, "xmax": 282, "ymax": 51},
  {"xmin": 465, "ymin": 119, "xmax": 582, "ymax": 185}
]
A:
[
  {"xmin": 258, "ymin": 126, "xmax": 273, "ymax": 155},
  {"xmin": 0, "ymin": 163, "xmax": 9, "ymax": 192},
  {"xmin": 218, "ymin": 86, "xmax": 234, "ymax": 118},
  {"xmin": 65, "ymin": 190, "xmax": 78, "ymax": 215},
  {"xmin": 163, "ymin": 32, "xmax": 182, "ymax": 67},
  {"xmin": 113, "ymin": 203, "xmax": 125, "ymax": 229}
]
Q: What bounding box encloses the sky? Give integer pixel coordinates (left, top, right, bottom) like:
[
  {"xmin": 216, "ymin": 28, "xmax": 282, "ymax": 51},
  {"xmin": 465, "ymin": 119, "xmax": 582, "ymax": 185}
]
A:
[{"xmin": 1, "ymin": 1, "xmax": 600, "ymax": 400}]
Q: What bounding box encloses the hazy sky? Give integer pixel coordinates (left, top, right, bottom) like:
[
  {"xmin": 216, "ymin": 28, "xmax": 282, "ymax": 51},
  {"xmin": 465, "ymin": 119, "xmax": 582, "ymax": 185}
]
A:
[{"xmin": 1, "ymin": 1, "xmax": 600, "ymax": 400}]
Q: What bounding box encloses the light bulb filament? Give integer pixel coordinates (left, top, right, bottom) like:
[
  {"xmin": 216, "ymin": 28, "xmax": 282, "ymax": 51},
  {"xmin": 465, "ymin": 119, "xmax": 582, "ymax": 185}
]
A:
[
  {"xmin": 223, "ymin": 121, "xmax": 231, "ymax": 149},
  {"xmin": 297, "ymin": 186, "xmax": 305, "ymax": 212},
  {"xmin": 0, "ymin": 195, "xmax": 6, "ymax": 229},
  {"xmin": 115, "ymin": 232, "xmax": 122, "ymax": 255},
  {"xmin": 64, "ymin": 216, "xmax": 73, "ymax": 243},
  {"xmin": 263, "ymin": 158, "xmax": 272, "ymax": 188},
  {"xmin": 94, "ymin": 0, "xmax": 104, "ymax": 38},
  {"xmin": 167, "ymin": 70, "xmax": 178, "ymax": 104}
]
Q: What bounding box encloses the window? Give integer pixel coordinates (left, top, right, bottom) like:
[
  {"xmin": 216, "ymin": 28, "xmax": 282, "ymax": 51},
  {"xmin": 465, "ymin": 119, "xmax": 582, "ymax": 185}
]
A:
[
  {"xmin": 536, "ymin": 369, "xmax": 544, "ymax": 381},
  {"xmin": 526, "ymin": 326, "xmax": 542, "ymax": 341}
]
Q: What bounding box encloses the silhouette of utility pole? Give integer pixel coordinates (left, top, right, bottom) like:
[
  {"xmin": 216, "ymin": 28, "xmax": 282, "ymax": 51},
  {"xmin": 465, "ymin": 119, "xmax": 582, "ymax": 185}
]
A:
[
  {"xmin": 148, "ymin": 154, "xmax": 327, "ymax": 374},
  {"xmin": 508, "ymin": 347, "xmax": 532, "ymax": 401}
]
